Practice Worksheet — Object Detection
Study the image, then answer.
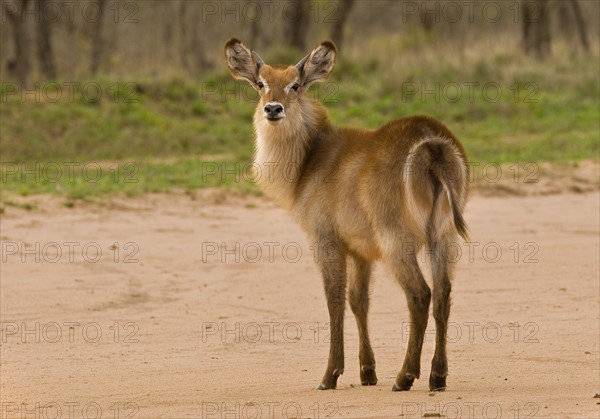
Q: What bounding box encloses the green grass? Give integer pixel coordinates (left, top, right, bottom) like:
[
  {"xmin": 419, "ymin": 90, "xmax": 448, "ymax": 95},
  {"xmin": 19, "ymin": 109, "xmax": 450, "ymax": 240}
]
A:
[{"xmin": 1, "ymin": 45, "xmax": 598, "ymax": 203}]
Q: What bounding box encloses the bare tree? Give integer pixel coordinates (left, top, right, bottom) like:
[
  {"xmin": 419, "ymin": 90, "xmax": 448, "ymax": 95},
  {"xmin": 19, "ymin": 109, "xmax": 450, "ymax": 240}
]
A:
[
  {"xmin": 62, "ymin": 0, "xmax": 78, "ymax": 77},
  {"xmin": 90, "ymin": 0, "xmax": 107, "ymax": 76},
  {"xmin": 284, "ymin": 0, "xmax": 311, "ymax": 51},
  {"xmin": 522, "ymin": 0, "xmax": 552, "ymax": 59},
  {"xmin": 570, "ymin": 0, "xmax": 590, "ymax": 52},
  {"xmin": 162, "ymin": 2, "xmax": 176, "ymax": 62},
  {"xmin": 4, "ymin": 0, "xmax": 31, "ymax": 86},
  {"xmin": 555, "ymin": 0, "xmax": 590, "ymax": 53},
  {"xmin": 420, "ymin": 4, "xmax": 434, "ymax": 33},
  {"xmin": 178, "ymin": 0, "xmax": 190, "ymax": 70},
  {"xmin": 36, "ymin": 0, "xmax": 56, "ymax": 79},
  {"xmin": 330, "ymin": 0, "xmax": 355, "ymax": 51},
  {"xmin": 191, "ymin": 4, "xmax": 210, "ymax": 71},
  {"xmin": 249, "ymin": 0, "xmax": 265, "ymax": 51}
]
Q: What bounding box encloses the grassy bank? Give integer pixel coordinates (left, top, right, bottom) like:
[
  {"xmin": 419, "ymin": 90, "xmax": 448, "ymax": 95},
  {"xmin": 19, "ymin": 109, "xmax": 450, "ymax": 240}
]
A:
[{"xmin": 1, "ymin": 44, "xmax": 598, "ymax": 204}]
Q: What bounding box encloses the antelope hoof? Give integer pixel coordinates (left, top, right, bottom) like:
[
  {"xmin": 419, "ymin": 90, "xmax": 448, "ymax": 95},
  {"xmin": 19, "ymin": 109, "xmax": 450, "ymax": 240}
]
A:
[
  {"xmin": 316, "ymin": 382, "xmax": 334, "ymax": 390},
  {"xmin": 317, "ymin": 369, "xmax": 342, "ymax": 390},
  {"xmin": 392, "ymin": 373, "xmax": 416, "ymax": 391},
  {"xmin": 360, "ymin": 366, "xmax": 378, "ymax": 386},
  {"xmin": 429, "ymin": 373, "xmax": 447, "ymax": 392}
]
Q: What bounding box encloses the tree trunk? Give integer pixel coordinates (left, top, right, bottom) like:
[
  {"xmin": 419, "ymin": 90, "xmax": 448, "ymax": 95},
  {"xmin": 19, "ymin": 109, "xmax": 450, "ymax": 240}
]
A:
[
  {"xmin": 163, "ymin": 2, "xmax": 176, "ymax": 62},
  {"xmin": 570, "ymin": 0, "xmax": 590, "ymax": 52},
  {"xmin": 191, "ymin": 5, "xmax": 210, "ymax": 71},
  {"xmin": 420, "ymin": 5, "xmax": 434, "ymax": 33},
  {"xmin": 63, "ymin": 0, "xmax": 78, "ymax": 77},
  {"xmin": 36, "ymin": 0, "xmax": 56, "ymax": 79},
  {"xmin": 330, "ymin": 0, "xmax": 355, "ymax": 51},
  {"xmin": 249, "ymin": 0, "xmax": 265, "ymax": 50},
  {"xmin": 284, "ymin": 0, "xmax": 311, "ymax": 51},
  {"xmin": 4, "ymin": 0, "xmax": 31, "ymax": 86},
  {"xmin": 90, "ymin": 0, "xmax": 107, "ymax": 76},
  {"xmin": 522, "ymin": 0, "xmax": 552, "ymax": 60},
  {"xmin": 178, "ymin": 0, "xmax": 190, "ymax": 70}
]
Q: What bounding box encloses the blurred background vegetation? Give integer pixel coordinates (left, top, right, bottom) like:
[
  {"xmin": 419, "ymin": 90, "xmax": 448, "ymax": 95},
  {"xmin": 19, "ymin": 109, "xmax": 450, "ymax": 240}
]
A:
[{"xmin": 1, "ymin": 0, "xmax": 598, "ymax": 203}]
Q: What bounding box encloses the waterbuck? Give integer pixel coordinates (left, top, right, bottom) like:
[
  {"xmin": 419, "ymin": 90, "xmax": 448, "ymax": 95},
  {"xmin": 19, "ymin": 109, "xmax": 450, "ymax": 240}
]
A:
[{"xmin": 224, "ymin": 38, "xmax": 469, "ymax": 392}]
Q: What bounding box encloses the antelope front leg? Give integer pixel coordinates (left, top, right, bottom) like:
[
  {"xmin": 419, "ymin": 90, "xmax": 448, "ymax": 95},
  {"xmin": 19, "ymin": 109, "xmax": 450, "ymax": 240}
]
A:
[
  {"xmin": 348, "ymin": 255, "xmax": 377, "ymax": 386},
  {"xmin": 316, "ymin": 239, "xmax": 347, "ymax": 390}
]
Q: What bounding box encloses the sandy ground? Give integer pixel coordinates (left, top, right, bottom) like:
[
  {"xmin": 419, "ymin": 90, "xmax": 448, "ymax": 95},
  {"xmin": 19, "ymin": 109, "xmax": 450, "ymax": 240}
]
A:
[{"xmin": 1, "ymin": 187, "xmax": 599, "ymax": 419}]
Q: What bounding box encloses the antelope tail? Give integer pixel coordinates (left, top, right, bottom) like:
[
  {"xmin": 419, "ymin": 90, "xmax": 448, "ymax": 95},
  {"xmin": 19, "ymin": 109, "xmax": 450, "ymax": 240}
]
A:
[{"xmin": 405, "ymin": 137, "xmax": 469, "ymax": 241}]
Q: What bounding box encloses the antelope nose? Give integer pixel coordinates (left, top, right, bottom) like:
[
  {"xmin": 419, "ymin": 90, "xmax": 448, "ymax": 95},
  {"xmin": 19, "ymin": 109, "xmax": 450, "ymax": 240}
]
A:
[{"xmin": 264, "ymin": 103, "xmax": 284, "ymax": 116}]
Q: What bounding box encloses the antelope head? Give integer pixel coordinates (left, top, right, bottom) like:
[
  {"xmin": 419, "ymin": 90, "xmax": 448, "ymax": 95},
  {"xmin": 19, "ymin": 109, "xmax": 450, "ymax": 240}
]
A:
[{"xmin": 225, "ymin": 38, "xmax": 337, "ymax": 124}]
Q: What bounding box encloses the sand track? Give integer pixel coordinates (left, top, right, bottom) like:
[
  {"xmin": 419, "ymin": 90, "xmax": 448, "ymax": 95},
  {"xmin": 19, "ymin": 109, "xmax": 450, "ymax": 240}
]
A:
[{"xmin": 1, "ymin": 191, "xmax": 599, "ymax": 418}]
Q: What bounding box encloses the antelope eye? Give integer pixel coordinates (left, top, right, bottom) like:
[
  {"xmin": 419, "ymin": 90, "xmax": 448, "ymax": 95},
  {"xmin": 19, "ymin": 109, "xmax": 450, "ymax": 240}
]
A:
[
  {"xmin": 291, "ymin": 83, "xmax": 300, "ymax": 91},
  {"xmin": 257, "ymin": 82, "xmax": 264, "ymax": 89}
]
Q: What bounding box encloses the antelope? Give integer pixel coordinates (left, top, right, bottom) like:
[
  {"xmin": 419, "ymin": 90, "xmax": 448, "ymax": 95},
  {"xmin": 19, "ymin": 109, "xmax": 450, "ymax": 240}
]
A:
[{"xmin": 224, "ymin": 38, "xmax": 468, "ymax": 392}]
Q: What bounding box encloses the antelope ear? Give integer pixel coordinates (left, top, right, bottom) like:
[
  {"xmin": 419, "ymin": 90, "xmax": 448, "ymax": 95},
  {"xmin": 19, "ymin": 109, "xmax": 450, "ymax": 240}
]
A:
[
  {"xmin": 224, "ymin": 38, "xmax": 262, "ymax": 85},
  {"xmin": 297, "ymin": 41, "xmax": 337, "ymax": 88}
]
